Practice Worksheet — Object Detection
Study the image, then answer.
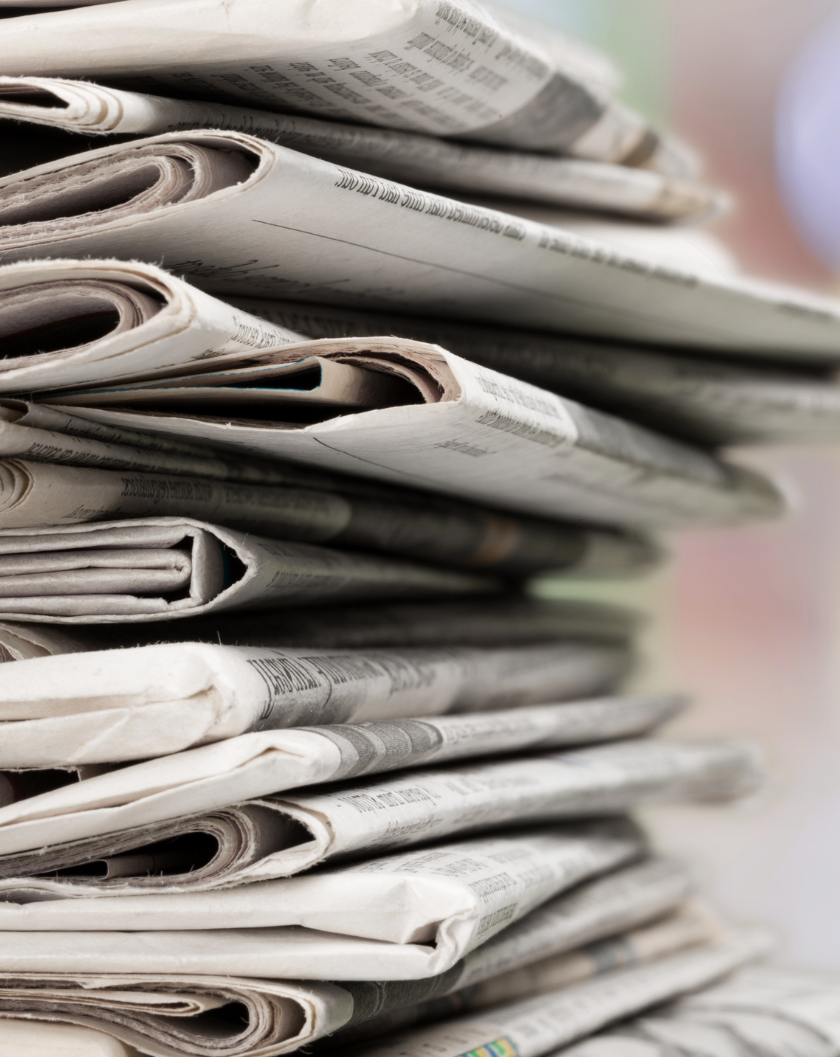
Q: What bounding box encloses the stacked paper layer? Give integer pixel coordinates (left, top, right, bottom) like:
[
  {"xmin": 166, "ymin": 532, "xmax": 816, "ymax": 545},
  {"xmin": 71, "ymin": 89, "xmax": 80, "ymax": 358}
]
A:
[{"xmin": 0, "ymin": 2, "xmax": 835, "ymax": 1055}]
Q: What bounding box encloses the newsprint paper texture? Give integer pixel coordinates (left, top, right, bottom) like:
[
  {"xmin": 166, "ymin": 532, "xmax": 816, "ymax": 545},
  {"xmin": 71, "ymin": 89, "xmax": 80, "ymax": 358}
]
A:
[
  {"xmin": 327, "ymin": 931, "xmax": 770, "ymax": 1057},
  {"xmin": 0, "ymin": 76, "xmax": 718, "ymax": 220},
  {"xmin": 0, "ymin": 0, "xmax": 682, "ymax": 170},
  {"xmin": 0, "ymin": 473, "xmax": 657, "ymax": 584},
  {"xmin": 565, "ymin": 965, "xmax": 840, "ymax": 1056},
  {"xmin": 0, "ymin": 899, "xmax": 713, "ymax": 1057},
  {"xmin": 35, "ymin": 338, "xmax": 784, "ymax": 529},
  {"xmin": 246, "ymin": 297, "xmax": 840, "ymax": 447},
  {"xmin": 0, "ymin": 824, "xmax": 646, "ymax": 976},
  {"xmin": 0, "ymin": 135, "xmax": 838, "ymax": 356},
  {"xmin": 325, "ymin": 864, "xmax": 700, "ymax": 1046},
  {"xmin": 0, "ymin": 739, "xmax": 760, "ymax": 892},
  {"xmin": 0, "ymin": 696, "xmax": 681, "ymax": 855},
  {"xmin": 0, "ymin": 264, "xmax": 783, "ymax": 530},
  {"xmin": 0, "ymin": 638, "xmax": 632, "ymax": 765}
]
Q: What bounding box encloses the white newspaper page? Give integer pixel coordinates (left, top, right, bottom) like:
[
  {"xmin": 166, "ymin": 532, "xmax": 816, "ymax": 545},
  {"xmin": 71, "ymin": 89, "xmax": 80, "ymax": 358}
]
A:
[
  {"xmin": 44, "ymin": 338, "xmax": 785, "ymax": 529},
  {"xmin": 339, "ymin": 931, "xmax": 770, "ymax": 1057},
  {"xmin": 0, "ymin": 135, "xmax": 839, "ymax": 357},
  {"xmin": 0, "ymin": 519, "xmax": 496, "ymax": 623},
  {"xmin": 0, "ymin": 258, "xmax": 307, "ymax": 392},
  {"xmin": 0, "ymin": 77, "xmax": 717, "ymax": 221},
  {"xmin": 0, "ymin": 0, "xmax": 675, "ymax": 170},
  {"xmin": 0, "ymin": 740, "xmax": 760, "ymax": 893},
  {"xmin": 0, "ymin": 696, "xmax": 678, "ymax": 856},
  {"xmin": 0, "ymin": 639, "xmax": 632, "ymax": 766},
  {"xmin": 0, "ymin": 904, "xmax": 712, "ymax": 1057},
  {"xmin": 0, "ymin": 824, "xmax": 645, "ymax": 978}
]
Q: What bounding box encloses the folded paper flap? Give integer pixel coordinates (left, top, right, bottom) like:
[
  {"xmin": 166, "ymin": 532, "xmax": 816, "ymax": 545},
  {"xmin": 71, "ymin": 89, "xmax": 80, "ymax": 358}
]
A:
[
  {"xmin": 0, "ymin": 546, "xmax": 193, "ymax": 575},
  {"xmin": 45, "ymin": 334, "xmax": 456, "ymax": 406},
  {"xmin": 0, "ymin": 75, "xmax": 720, "ymax": 224},
  {"xmin": 0, "ymin": 278, "xmax": 163, "ymax": 375},
  {"xmin": 0, "ymin": 740, "xmax": 750, "ymax": 892},
  {"xmin": 0, "ymin": 137, "xmax": 261, "ymax": 235},
  {"xmin": 0, "ymin": 699, "xmax": 675, "ymax": 858},
  {"xmin": 33, "ymin": 347, "xmax": 786, "ymax": 531},
  {"xmin": 0, "ymin": 801, "xmax": 312, "ymax": 888},
  {"xmin": 50, "ymin": 355, "xmax": 427, "ymax": 412},
  {"xmin": 0, "ymin": 823, "xmax": 643, "ymax": 949}
]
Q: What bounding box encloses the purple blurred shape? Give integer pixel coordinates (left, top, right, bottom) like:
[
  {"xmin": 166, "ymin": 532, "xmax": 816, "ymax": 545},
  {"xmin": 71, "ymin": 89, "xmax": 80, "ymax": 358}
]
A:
[{"xmin": 777, "ymin": 7, "xmax": 840, "ymax": 268}]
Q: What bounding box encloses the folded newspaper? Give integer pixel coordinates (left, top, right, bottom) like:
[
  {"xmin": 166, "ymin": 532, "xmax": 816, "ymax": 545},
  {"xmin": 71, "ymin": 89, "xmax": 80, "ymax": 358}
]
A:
[
  {"xmin": 0, "ymin": 459, "xmax": 655, "ymax": 581},
  {"xmin": 30, "ymin": 339, "xmax": 785, "ymax": 530},
  {"xmin": 0, "ymin": 740, "xmax": 759, "ymax": 893},
  {"xmin": 0, "ymin": 638, "xmax": 632, "ymax": 765},
  {"xmin": 328, "ymin": 902, "xmax": 718, "ymax": 1047},
  {"xmin": 0, "ymin": 696, "xmax": 680, "ymax": 855},
  {"xmin": 245, "ymin": 297, "xmax": 840, "ymax": 447},
  {"xmin": 567, "ymin": 965, "xmax": 840, "ymax": 1055},
  {"xmin": 0, "ymin": 824, "xmax": 645, "ymax": 977},
  {"xmin": 3, "ymin": 259, "xmax": 832, "ymax": 450},
  {"xmin": 0, "ymin": 77, "xmax": 719, "ymax": 221},
  {"xmin": 0, "ymin": 595, "xmax": 640, "ymax": 659},
  {"xmin": 326, "ymin": 930, "xmax": 770, "ymax": 1057},
  {"xmin": 0, "ymin": 519, "xmax": 501, "ymax": 621},
  {"xmin": 0, "ymin": 899, "xmax": 712, "ymax": 1057},
  {"xmin": 0, "ymin": 258, "xmax": 308, "ymax": 392},
  {"xmin": 1, "ymin": 137, "xmax": 839, "ymax": 356},
  {"xmin": 0, "ymin": 859, "xmax": 693, "ymax": 1056},
  {"xmin": 0, "ymin": 264, "xmax": 784, "ymax": 529},
  {"xmin": 0, "ymin": 0, "xmax": 683, "ymax": 172}
]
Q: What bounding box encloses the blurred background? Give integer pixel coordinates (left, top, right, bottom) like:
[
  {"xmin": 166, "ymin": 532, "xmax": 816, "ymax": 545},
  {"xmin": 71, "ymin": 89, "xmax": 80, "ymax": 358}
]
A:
[{"xmin": 511, "ymin": 0, "xmax": 840, "ymax": 968}]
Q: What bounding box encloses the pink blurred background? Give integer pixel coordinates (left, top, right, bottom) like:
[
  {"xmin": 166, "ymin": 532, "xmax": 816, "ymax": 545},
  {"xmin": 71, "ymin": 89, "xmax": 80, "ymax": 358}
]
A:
[{"xmin": 515, "ymin": 0, "xmax": 840, "ymax": 966}]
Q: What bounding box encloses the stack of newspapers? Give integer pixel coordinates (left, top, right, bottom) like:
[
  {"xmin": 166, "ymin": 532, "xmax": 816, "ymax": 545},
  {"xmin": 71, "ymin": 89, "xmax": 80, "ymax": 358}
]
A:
[{"xmin": 1, "ymin": 1, "xmax": 840, "ymax": 1055}]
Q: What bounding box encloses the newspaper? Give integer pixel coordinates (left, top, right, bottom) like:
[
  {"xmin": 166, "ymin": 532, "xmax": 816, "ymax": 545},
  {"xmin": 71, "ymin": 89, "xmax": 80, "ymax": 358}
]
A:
[
  {"xmin": 328, "ymin": 858, "xmax": 695, "ymax": 1045},
  {"xmin": 0, "ymin": 258, "xmax": 309, "ymax": 392},
  {"xmin": 0, "ymin": 136, "xmax": 839, "ymax": 358},
  {"xmin": 0, "ymin": 695, "xmax": 678, "ymax": 855},
  {"xmin": 0, "ymin": 739, "xmax": 759, "ymax": 893},
  {"xmin": 0, "ymin": 0, "xmax": 681, "ymax": 172},
  {"xmin": 35, "ymin": 338, "xmax": 785, "ymax": 530},
  {"xmin": 0, "ymin": 901, "xmax": 712, "ymax": 1057},
  {"xmin": 0, "ymin": 1020, "xmax": 136, "ymax": 1057},
  {"xmin": 0, "ymin": 264, "xmax": 784, "ymax": 529},
  {"xmin": 0, "ymin": 824, "xmax": 645, "ymax": 971},
  {"xmin": 0, "ymin": 458, "xmax": 655, "ymax": 579},
  {"xmin": 0, "ymin": 595, "xmax": 641, "ymax": 659},
  {"xmin": 0, "ymin": 77, "xmax": 719, "ymax": 221},
  {"xmin": 302, "ymin": 931, "xmax": 771, "ymax": 1057},
  {"xmin": 242, "ymin": 298, "xmax": 840, "ymax": 447},
  {"xmin": 568, "ymin": 965, "xmax": 840, "ymax": 1055},
  {"xmin": 0, "ymin": 396, "xmax": 661, "ymax": 581},
  {"xmin": 452, "ymin": 199, "xmax": 738, "ymax": 275},
  {"xmin": 0, "ymin": 518, "xmax": 501, "ymax": 622},
  {"xmin": 331, "ymin": 902, "xmax": 718, "ymax": 1047},
  {"xmin": 0, "ymin": 638, "xmax": 632, "ymax": 766},
  {"xmin": 0, "ymin": 863, "xmax": 695, "ymax": 1056},
  {"xmin": 0, "ymin": 461, "xmax": 659, "ymax": 583}
]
